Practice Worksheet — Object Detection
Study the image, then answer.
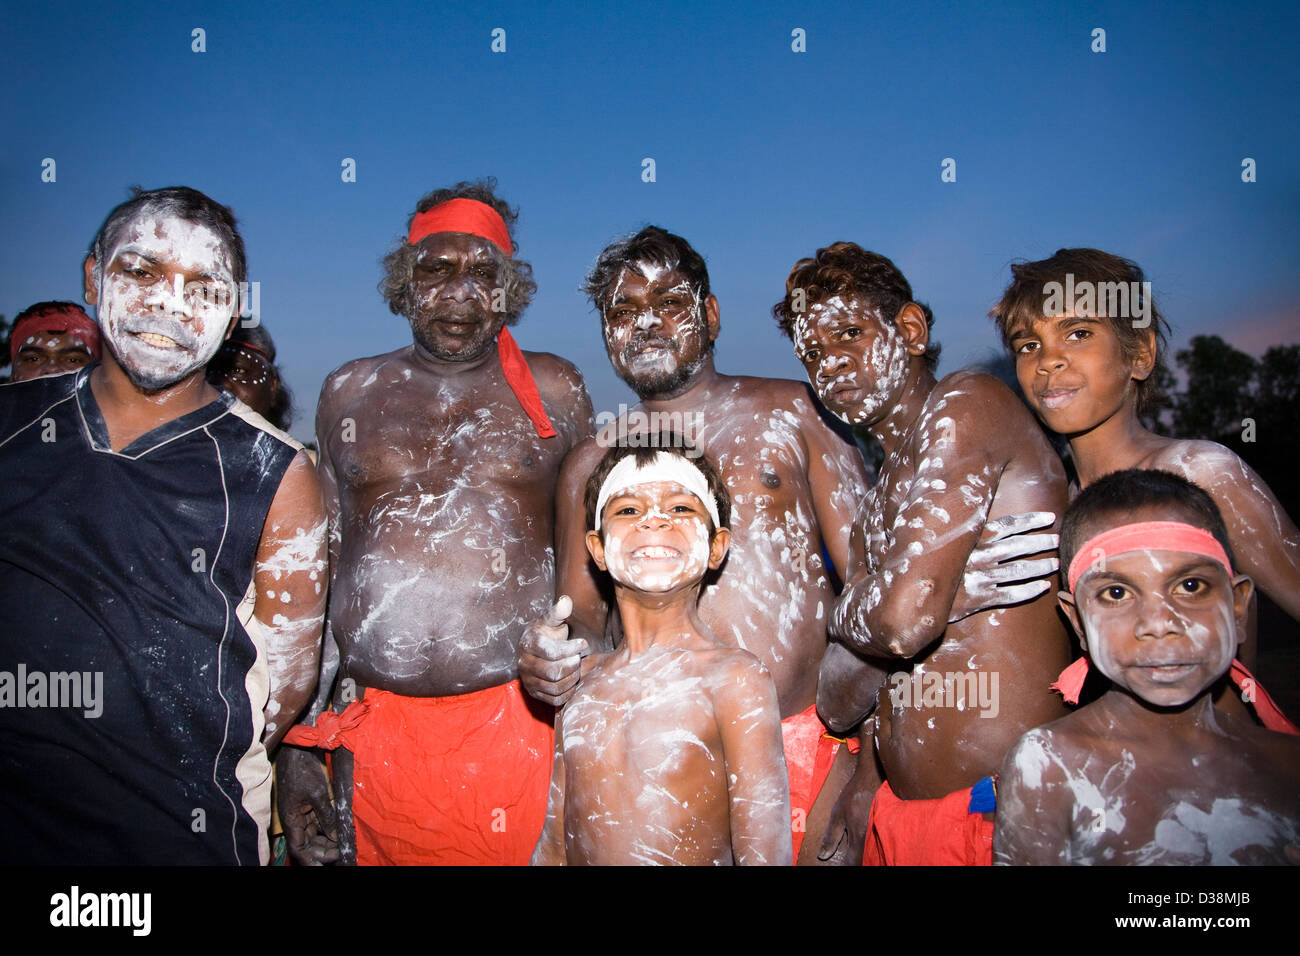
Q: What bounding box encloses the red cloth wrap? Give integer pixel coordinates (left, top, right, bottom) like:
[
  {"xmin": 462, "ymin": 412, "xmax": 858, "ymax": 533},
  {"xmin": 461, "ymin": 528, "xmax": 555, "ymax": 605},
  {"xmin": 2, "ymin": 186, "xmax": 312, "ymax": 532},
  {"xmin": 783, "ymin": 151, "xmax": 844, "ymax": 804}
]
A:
[
  {"xmin": 497, "ymin": 327, "xmax": 556, "ymax": 439},
  {"xmin": 781, "ymin": 703, "xmax": 846, "ymax": 860},
  {"xmin": 340, "ymin": 682, "xmax": 553, "ymax": 865},
  {"xmin": 283, "ymin": 698, "xmax": 371, "ymax": 750},
  {"xmin": 11, "ymin": 308, "xmax": 102, "ymax": 363},
  {"xmin": 863, "ymin": 780, "xmax": 994, "ymax": 866},
  {"xmin": 1050, "ymin": 656, "xmax": 1299, "ymax": 735},
  {"xmin": 407, "ymin": 198, "xmax": 512, "ymax": 254}
]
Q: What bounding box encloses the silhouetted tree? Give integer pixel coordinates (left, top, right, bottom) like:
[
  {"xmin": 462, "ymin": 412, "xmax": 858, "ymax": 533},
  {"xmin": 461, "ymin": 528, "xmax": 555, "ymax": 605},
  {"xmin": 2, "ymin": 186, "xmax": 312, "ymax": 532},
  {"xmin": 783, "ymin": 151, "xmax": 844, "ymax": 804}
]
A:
[{"xmin": 1171, "ymin": 335, "xmax": 1258, "ymax": 442}]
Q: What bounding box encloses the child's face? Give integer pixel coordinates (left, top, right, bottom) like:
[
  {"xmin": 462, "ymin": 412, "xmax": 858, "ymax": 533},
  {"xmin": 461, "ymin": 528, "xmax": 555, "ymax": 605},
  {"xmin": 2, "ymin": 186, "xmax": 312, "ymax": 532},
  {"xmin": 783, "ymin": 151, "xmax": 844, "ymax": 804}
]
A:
[
  {"xmin": 1060, "ymin": 510, "xmax": 1252, "ymax": 708},
  {"xmin": 587, "ymin": 480, "xmax": 729, "ymax": 593},
  {"xmin": 792, "ymin": 296, "xmax": 911, "ymax": 426},
  {"xmin": 1007, "ymin": 312, "xmax": 1152, "ymax": 435}
]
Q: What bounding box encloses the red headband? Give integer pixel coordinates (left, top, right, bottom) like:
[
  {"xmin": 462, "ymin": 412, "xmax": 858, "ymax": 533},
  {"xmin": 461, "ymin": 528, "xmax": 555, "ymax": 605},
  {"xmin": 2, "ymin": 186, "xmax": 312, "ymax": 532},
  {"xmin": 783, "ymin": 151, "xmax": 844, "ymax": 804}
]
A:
[
  {"xmin": 11, "ymin": 309, "xmax": 102, "ymax": 364},
  {"xmin": 1067, "ymin": 521, "xmax": 1233, "ymax": 593},
  {"xmin": 403, "ymin": 198, "xmax": 553, "ymax": 437},
  {"xmin": 407, "ymin": 198, "xmax": 512, "ymax": 255}
]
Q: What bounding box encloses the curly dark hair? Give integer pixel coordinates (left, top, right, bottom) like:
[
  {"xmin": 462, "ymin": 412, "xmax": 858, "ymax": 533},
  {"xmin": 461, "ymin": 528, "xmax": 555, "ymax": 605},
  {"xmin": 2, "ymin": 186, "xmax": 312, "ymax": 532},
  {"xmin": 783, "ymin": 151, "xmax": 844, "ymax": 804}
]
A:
[
  {"xmin": 772, "ymin": 242, "xmax": 940, "ymax": 370},
  {"xmin": 582, "ymin": 226, "xmax": 712, "ymax": 312},
  {"xmin": 89, "ymin": 186, "xmax": 246, "ymax": 287},
  {"xmin": 379, "ymin": 179, "xmax": 536, "ymax": 325},
  {"xmin": 990, "ymin": 248, "xmax": 1171, "ymax": 413}
]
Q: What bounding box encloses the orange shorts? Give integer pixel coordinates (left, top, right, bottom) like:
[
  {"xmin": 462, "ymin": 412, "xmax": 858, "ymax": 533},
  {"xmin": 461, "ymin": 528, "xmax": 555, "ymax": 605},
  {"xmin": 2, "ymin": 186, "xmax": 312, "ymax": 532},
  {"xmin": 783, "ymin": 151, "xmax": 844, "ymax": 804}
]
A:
[
  {"xmin": 863, "ymin": 779, "xmax": 994, "ymax": 866},
  {"xmin": 345, "ymin": 682, "xmax": 554, "ymax": 865},
  {"xmin": 781, "ymin": 703, "xmax": 852, "ymax": 860}
]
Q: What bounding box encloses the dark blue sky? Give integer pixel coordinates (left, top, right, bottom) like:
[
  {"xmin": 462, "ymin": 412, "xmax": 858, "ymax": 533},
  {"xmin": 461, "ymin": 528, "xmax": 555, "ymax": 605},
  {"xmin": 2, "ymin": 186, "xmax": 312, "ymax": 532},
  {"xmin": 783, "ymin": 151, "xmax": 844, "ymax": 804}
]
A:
[{"xmin": 4, "ymin": 0, "xmax": 1297, "ymax": 442}]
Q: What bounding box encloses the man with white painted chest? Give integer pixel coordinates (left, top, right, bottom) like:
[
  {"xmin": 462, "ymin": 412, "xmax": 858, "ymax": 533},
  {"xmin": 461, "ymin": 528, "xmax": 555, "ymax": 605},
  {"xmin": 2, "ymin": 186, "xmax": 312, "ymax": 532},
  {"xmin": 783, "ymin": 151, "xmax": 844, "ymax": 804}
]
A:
[
  {"xmin": 519, "ymin": 226, "xmax": 875, "ymax": 862},
  {"xmin": 277, "ymin": 181, "xmax": 594, "ymax": 865}
]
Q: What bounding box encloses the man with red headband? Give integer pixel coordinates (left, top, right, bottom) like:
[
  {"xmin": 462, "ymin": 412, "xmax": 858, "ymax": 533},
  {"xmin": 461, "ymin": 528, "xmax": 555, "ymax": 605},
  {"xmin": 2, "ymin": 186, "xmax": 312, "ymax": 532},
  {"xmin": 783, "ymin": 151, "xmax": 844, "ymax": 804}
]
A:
[
  {"xmin": 7, "ymin": 300, "xmax": 101, "ymax": 382},
  {"xmin": 277, "ymin": 180, "xmax": 594, "ymax": 865}
]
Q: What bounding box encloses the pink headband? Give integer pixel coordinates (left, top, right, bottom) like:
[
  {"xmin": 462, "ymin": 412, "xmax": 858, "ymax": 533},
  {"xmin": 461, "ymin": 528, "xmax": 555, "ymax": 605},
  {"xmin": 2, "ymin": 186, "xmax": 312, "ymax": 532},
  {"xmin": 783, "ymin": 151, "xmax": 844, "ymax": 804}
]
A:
[
  {"xmin": 407, "ymin": 198, "xmax": 512, "ymax": 255},
  {"xmin": 1067, "ymin": 521, "xmax": 1233, "ymax": 593}
]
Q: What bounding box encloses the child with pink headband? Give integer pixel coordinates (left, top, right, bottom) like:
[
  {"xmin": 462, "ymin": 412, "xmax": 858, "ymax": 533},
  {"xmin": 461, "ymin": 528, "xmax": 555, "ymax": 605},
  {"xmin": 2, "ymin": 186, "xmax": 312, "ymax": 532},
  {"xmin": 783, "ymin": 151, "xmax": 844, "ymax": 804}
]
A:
[
  {"xmin": 995, "ymin": 469, "xmax": 1300, "ymax": 865},
  {"xmin": 531, "ymin": 439, "xmax": 791, "ymax": 865}
]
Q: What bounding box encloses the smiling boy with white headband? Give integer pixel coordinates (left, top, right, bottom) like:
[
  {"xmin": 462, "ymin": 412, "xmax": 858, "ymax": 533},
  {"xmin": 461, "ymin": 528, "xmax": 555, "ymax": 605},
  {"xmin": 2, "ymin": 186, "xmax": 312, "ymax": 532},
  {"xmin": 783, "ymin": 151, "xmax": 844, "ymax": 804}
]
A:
[
  {"xmin": 532, "ymin": 439, "xmax": 792, "ymax": 865},
  {"xmin": 995, "ymin": 469, "xmax": 1300, "ymax": 865}
]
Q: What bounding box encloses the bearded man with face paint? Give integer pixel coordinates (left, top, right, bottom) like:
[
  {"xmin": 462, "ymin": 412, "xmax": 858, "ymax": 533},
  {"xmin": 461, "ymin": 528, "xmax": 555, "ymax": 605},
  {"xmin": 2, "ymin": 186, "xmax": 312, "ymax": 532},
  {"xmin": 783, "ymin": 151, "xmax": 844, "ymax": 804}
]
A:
[
  {"xmin": 0, "ymin": 186, "xmax": 327, "ymax": 864},
  {"xmin": 278, "ymin": 181, "xmax": 594, "ymax": 865},
  {"xmin": 517, "ymin": 226, "xmax": 878, "ymax": 864}
]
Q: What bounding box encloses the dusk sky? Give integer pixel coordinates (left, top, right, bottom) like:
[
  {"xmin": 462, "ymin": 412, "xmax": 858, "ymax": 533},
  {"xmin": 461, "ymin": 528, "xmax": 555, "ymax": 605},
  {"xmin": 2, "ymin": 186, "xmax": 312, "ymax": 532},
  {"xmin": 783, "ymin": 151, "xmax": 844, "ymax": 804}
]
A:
[{"xmin": 4, "ymin": 0, "xmax": 1297, "ymax": 443}]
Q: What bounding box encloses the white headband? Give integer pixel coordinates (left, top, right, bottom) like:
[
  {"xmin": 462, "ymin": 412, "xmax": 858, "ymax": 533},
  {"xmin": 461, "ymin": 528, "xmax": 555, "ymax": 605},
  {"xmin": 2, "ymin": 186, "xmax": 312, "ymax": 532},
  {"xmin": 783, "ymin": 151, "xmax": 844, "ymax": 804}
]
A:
[{"xmin": 594, "ymin": 452, "xmax": 720, "ymax": 531}]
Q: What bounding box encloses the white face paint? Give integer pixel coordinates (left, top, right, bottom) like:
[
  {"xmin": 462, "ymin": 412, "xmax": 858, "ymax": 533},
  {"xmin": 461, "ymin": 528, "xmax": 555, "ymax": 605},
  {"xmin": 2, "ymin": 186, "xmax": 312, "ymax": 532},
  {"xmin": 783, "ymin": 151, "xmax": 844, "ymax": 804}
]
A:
[
  {"xmin": 599, "ymin": 480, "xmax": 715, "ymax": 593},
  {"xmin": 1075, "ymin": 547, "xmax": 1238, "ymax": 707},
  {"xmin": 95, "ymin": 215, "xmax": 236, "ymax": 390},
  {"xmin": 792, "ymin": 296, "xmax": 910, "ymax": 426}
]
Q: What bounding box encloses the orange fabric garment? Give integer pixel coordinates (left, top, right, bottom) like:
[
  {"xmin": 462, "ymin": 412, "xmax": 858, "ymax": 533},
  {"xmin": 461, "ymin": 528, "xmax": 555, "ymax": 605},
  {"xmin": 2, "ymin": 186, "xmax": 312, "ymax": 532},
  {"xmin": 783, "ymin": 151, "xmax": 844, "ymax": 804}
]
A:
[
  {"xmin": 346, "ymin": 682, "xmax": 554, "ymax": 866},
  {"xmin": 863, "ymin": 780, "xmax": 994, "ymax": 866},
  {"xmin": 781, "ymin": 703, "xmax": 852, "ymax": 859}
]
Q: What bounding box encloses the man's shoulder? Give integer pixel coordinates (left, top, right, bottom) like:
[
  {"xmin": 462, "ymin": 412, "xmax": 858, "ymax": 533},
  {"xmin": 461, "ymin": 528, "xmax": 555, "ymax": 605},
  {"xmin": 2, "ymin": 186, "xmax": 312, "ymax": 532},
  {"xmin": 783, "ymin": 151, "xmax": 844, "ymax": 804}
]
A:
[
  {"xmin": 721, "ymin": 373, "xmax": 813, "ymax": 406},
  {"xmin": 932, "ymin": 369, "xmax": 1026, "ymax": 414},
  {"xmin": 223, "ymin": 395, "xmax": 305, "ymax": 454},
  {"xmin": 318, "ymin": 350, "xmax": 408, "ymax": 401},
  {"xmin": 927, "ymin": 370, "xmax": 1048, "ymax": 450},
  {"xmin": 520, "ymin": 350, "xmax": 588, "ymax": 400}
]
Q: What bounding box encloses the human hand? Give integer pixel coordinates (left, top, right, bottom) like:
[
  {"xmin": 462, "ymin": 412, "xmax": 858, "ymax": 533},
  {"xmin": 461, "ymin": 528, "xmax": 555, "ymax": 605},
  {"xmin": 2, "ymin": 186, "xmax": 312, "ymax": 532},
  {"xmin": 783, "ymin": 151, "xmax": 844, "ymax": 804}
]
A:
[
  {"xmin": 276, "ymin": 746, "xmax": 340, "ymax": 865},
  {"xmin": 949, "ymin": 511, "xmax": 1060, "ymax": 624},
  {"xmin": 518, "ymin": 595, "xmax": 591, "ymax": 707}
]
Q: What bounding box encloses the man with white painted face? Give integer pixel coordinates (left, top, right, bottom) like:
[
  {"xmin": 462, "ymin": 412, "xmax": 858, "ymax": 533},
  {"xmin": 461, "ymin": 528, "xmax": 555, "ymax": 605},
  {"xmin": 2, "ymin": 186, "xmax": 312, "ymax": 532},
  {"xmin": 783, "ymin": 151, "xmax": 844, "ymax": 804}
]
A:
[
  {"xmin": 278, "ymin": 181, "xmax": 593, "ymax": 865},
  {"xmin": 519, "ymin": 226, "xmax": 876, "ymax": 863},
  {"xmin": 0, "ymin": 186, "xmax": 327, "ymax": 864}
]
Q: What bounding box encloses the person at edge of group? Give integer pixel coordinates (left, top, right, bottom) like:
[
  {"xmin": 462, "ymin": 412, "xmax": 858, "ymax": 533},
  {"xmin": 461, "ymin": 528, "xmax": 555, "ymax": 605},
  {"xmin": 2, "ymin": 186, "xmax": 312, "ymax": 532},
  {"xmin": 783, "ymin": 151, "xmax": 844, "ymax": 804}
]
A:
[
  {"xmin": 207, "ymin": 322, "xmax": 294, "ymax": 432},
  {"xmin": 520, "ymin": 226, "xmax": 1056, "ymax": 864},
  {"xmin": 0, "ymin": 186, "xmax": 327, "ymax": 864},
  {"xmin": 532, "ymin": 440, "xmax": 792, "ymax": 865},
  {"xmin": 276, "ymin": 180, "xmax": 594, "ymax": 865},
  {"xmin": 8, "ymin": 300, "xmax": 101, "ymax": 382},
  {"xmin": 991, "ymin": 248, "xmax": 1300, "ymax": 720},
  {"xmin": 996, "ymin": 469, "xmax": 1300, "ymax": 865},
  {"xmin": 773, "ymin": 241, "xmax": 1071, "ymax": 866}
]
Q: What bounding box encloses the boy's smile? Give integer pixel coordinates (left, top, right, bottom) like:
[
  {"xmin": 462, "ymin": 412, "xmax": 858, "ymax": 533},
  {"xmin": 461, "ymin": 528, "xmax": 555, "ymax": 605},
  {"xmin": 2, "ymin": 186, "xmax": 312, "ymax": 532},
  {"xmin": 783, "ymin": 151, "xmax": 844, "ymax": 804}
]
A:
[{"xmin": 589, "ymin": 480, "xmax": 726, "ymax": 593}]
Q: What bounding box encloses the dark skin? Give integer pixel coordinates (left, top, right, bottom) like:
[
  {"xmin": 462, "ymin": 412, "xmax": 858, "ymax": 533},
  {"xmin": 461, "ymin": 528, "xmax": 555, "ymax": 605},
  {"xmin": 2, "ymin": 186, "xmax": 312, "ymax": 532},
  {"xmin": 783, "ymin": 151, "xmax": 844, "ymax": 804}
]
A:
[
  {"xmin": 10, "ymin": 330, "xmax": 94, "ymax": 382},
  {"xmin": 278, "ymin": 230, "xmax": 593, "ymax": 864},
  {"xmin": 532, "ymin": 483, "xmax": 791, "ymax": 865},
  {"xmin": 518, "ymin": 264, "xmax": 871, "ymax": 862},
  {"xmin": 794, "ymin": 296, "xmax": 1071, "ymax": 808},
  {"xmin": 1008, "ymin": 312, "xmax": 1300, "ymax": 680},
  {"xmin": 996, "ymin": 503, "xmax": 1300, "ymax": 864},
  {"xmin": 521, "ymin": 263, "xmax": 1059, "ymax": 863},
  {"xmin": 80, "ymin": 241, "xmax": 326, "ymax": 755},
  {"xmin": 208, "ymin": 344, "xmax": 280, "ymax": 420}
]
